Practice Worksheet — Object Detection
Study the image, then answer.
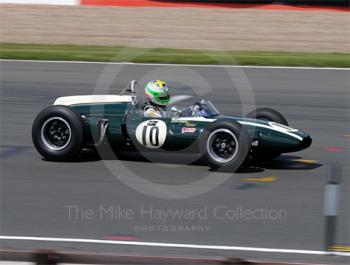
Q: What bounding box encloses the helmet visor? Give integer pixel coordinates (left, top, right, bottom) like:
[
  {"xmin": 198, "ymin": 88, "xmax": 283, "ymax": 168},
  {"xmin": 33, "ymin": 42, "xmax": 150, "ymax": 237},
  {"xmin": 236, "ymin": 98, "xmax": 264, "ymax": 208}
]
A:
[{"xmin": 155, "ymin": 93, "xmax": 170, "ymax": 104}]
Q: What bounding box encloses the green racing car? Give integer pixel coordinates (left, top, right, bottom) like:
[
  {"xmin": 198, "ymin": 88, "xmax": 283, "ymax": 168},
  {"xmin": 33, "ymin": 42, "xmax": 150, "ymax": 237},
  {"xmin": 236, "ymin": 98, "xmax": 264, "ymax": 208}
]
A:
[{"xmin": 32, "ymin": 81, "xmax": 312, "ymax": 172}]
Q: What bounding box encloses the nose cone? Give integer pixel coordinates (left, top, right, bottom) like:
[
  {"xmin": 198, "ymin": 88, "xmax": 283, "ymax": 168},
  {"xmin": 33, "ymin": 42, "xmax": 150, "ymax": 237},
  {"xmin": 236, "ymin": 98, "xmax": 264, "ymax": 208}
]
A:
[{"xmin": 299, "ymin": 136, "xmax": 312, "ymax": 150}]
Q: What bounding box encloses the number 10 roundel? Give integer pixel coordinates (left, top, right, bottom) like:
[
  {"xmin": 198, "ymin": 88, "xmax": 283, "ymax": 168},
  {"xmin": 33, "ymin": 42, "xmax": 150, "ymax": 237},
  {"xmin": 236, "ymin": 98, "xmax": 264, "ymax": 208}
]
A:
[{"xmin": 135, "ymin": 119, "xmax": 167, "ymax": 148}]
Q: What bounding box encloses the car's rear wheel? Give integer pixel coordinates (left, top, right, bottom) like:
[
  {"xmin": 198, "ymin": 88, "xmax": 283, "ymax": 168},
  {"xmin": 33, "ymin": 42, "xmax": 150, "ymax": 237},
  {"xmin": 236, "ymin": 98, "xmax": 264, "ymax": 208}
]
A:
[
  {"xmin": 200, "ymin": 119, "xmax": 251, "ymax": 172},
  {"xmin": 32, "ymin": 105, "xmax": 84, "ymax": 161}
]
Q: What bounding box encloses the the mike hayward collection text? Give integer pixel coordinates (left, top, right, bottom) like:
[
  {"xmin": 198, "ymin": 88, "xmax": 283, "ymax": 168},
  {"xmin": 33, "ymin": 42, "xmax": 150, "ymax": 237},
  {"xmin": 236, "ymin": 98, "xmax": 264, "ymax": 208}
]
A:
[{"xmin": 64, "ymin": 204, "xmax": 287, "ymax": 222}]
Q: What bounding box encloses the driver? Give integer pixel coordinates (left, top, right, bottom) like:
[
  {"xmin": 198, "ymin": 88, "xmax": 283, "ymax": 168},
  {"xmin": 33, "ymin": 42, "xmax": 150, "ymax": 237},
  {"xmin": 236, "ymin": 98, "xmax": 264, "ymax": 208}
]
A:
[{"xmin": 143, "ymin": 80, "xmax": 170, "ymax": 117}]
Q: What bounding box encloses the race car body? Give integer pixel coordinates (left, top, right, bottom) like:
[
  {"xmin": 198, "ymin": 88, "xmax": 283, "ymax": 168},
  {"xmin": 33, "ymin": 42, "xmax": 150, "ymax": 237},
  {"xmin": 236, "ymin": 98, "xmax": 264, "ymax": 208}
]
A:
[{"xmin": 32, "ymin": 81, "xmax": 312, "ymax": 171}]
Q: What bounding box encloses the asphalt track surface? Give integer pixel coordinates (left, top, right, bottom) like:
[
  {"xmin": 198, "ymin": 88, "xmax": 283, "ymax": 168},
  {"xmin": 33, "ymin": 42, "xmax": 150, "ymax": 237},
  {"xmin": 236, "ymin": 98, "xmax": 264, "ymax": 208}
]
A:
[{"xmin": 0, "ymin": 60, "xmax": 349, "ymax": 264}]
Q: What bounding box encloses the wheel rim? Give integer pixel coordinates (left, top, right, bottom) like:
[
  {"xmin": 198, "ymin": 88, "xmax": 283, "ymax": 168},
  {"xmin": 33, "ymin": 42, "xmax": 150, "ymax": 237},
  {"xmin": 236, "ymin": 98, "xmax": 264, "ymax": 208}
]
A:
[
  {"xmin": 41, "ymin": 117, "xmax": 72, "ymax": 151},
  {"xmin": 207, "ymin": 128, "xmax": 239, "ymax": 163}
]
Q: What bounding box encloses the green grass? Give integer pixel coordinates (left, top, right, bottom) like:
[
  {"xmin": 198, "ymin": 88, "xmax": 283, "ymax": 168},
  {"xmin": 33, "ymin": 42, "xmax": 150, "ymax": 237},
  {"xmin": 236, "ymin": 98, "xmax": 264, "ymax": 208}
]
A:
[{"xmin": 1, "ymin": 43, "xmax": 349, "ymax": 67}]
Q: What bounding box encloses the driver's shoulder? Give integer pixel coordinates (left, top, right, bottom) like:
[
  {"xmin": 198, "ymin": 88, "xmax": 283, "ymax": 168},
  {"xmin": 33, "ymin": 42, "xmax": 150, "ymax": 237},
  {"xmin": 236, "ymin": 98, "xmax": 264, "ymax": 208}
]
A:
[{"xmin": 144, "ymin": 103, "xmax": 164, "ymax": 112}]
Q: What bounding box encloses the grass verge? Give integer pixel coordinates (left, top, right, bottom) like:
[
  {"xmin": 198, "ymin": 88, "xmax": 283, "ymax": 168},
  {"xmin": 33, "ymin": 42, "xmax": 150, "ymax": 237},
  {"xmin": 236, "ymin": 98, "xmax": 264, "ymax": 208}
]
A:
[{"xmin": 1, "ymin": 43, "xmax": 349, "ymax": 67}]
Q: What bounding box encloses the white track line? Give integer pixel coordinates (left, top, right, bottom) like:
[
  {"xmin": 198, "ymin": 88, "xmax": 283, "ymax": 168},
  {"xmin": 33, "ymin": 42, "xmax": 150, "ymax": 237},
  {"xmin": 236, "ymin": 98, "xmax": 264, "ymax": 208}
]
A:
[
  {"xmin": 1, "ymin": 236, "xmax": 350, "ymax": 257},
  {"xmin": 0, "ymin": 59, "xmax": 349, "ymax": 71}
]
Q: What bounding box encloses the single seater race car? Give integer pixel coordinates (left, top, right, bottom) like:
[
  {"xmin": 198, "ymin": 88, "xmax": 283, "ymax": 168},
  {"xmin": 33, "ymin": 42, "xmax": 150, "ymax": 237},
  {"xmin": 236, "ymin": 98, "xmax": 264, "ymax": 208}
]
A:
[{"xmin": 32, "ymin": 81, "xmax": 312, "ymax": 172}]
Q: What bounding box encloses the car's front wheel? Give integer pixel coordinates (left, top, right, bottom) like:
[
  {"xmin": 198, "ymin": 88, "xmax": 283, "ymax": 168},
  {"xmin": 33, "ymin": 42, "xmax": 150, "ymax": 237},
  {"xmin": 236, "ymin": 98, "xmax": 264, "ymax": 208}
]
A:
[
  {"xmin": 246, "ymin": 107, "xmax": 288, "ymax": 126},
  {"xmin": 200, "ymin": 119, "xmax": 251, "ymax": 172},
  {"xmin": 32, "ymin": 105, "xmax": 84, "ymax": 161}
]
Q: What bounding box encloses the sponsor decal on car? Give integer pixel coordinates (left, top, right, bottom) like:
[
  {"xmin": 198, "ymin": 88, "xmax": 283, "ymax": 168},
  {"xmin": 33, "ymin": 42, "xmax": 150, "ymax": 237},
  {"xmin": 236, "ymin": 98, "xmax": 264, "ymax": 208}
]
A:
[{"xmin": 182, "ymin": 127, "xmax": 196, "ymax": 133}]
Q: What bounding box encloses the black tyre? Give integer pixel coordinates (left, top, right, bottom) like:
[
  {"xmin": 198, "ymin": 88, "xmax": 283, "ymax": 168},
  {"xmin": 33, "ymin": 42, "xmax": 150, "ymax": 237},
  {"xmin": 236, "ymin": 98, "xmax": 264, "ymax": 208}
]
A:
[
  {"xmin": 246, "ymin": 108, "xmax": 288, "ymax": 126},
  {"xmin": 32, "ymin": 105, "xmax": 84, "ymax": 161},
  {"xmin": 200, "ymin": 119, "xmax": 251, "ymax": 172}
]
